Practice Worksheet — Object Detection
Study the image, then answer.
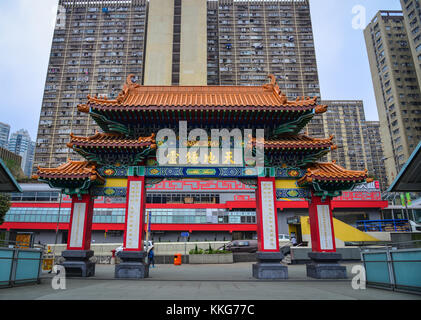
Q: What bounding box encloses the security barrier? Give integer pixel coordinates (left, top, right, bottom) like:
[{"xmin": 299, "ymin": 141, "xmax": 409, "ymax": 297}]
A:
[
  {"xmin": 361, "ymin": 240, "xmax": 421, "ymax": 294},
  {"xmin": 0, "ymin": 242, "xmax": 44, "ymax": 288}
]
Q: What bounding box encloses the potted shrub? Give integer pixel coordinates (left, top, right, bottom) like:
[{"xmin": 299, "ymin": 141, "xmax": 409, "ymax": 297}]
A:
[{"xmin": 189, "ymin": 244, "xmax": 233, "ymax": 264}]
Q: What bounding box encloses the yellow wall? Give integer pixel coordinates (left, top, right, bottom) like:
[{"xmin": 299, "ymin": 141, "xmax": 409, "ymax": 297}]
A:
[
  {"xmin": 144, "ymin": 0, "xmax": 174, "ymax": 85},
  {"xmin": 300, "ymin": 216, "xmax": 380, "ymax": 242},
  {"xmin": 288, "ymin": 224, "xmax": 298, "ymax": 236},
  {"xmin": 275, "ymin": 179, "xmax": 300, "ymax": 189},
  {"xmin": 104, "ymin": 178, "xmax": 128, "ymax": 188},
  {"xmin": 179, "ymin": 0, "xmax": 207, "ymax": 85}
]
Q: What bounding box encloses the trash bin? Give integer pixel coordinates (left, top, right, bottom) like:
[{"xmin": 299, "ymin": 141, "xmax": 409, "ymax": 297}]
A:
[{"xmin": 174, "ymin": 253, "xmax": 182, "ymax": 265}]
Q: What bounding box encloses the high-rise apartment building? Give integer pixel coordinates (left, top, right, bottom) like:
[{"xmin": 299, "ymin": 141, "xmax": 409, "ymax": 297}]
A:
[
  {"xmin": 34, "ymin": 0, "xmax": 323, "ymax": 171},
  {"xmin": 206, "ymin": 0, "xmax": 323, "ymax": 139},
  {"xmin": 401, "ymin": 0, "xmax": 421, "ymax": 89},
  {"xmin": 0, "ymin": 122, "xmax": 10, "ymax": 149},
  {"xmin": 8, "ymin": 129, "xmax": 36, "ymax": 177},
  {"xmin": 321, "ymin": 100, "xmax": 387, "ymax": 190},
  {"xmin": 34, "ymin": 0, "xmax": 149, "ymax": 170},
  {"xmin": 364, "ymin": 10, "xmax": 421, "ymax": 186}
]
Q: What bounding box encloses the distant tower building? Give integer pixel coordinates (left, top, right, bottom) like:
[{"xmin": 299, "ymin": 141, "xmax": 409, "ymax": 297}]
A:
[
  {"xmin": 364, "ymin": 10, "xmax": 421, "ymax": 186},
  {"xmin": 321, "ymin": 100, "xmax": 388, "ymax": 191},
  {"xmin": 365, "ymin": 121, "xmax": 388, "ymax": 191},
  {"xmin": 34, "ymin": 0, "xmax": 324, "ymax": 171},
  {"xmin": 0, "ymin": 122, "xmax": 10, "ymax": 149},
  {"xmin": 8, "ymin": 129, "xmax": 35, "ymax": 177}
]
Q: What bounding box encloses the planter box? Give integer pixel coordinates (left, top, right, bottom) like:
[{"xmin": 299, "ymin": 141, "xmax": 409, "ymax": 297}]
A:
[{"xmin": 189, "ymin": 253, "xmax": 233, "ymax": 264}]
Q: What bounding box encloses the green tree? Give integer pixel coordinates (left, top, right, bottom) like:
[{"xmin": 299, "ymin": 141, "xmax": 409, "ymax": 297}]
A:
[{"xmin": 0, "ymin": 194, "xmax": 11, "ymax": 225}]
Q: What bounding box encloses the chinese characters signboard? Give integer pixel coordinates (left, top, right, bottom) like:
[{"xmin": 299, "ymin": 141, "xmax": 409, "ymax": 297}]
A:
[
  {"xmin": 125, "ymin": 180, "xmax": 143, "ymax": 249},
  {"xmin": 69, "ymin": 203, "xmax": 86, "ymax": 248},
  {"xmin": 317, "ymin": 205, "xmax": 334, "ymax": 251},
  {"xmin": 260, "ymin": 181, "xmax": 278, "ymax": 251}
]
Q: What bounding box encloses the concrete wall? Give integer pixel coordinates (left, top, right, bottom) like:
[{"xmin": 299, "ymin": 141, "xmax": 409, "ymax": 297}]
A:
[
  {"xmin": 179, "ymin": 0, "xmax": 207, "ymax": 85},
  {"xmin": 291, "ymin": 247, "xmax": 362, "ymax": 263},
  {"xmin": 143, "ymin": 0, "xmax": 174, "ymax": 85},
  {"xmin": 46, "ymin": 241, "xmax": 230, "ymax": 257},
  {"xmin": 277, "ymin": 209, "xmax": 308, "ymax": 235}
]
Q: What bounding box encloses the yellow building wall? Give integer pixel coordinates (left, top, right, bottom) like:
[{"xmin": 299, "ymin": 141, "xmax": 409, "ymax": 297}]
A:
[
  {"xmin": 143, "ymin": 0, "xmax": 174, "ymax": 85},
  {"xmin": 300, "ymin": 216, "xmax": 380, "ymax": 242},
  {"xmin": 179, "ymin": 0, "xmax": 207, "ymax": 85}
]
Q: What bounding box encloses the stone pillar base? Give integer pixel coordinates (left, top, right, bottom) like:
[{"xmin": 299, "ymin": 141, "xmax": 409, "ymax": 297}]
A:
[
  {"xmin": 252, "ymin": 252, "xmax": 288, "ymax": 279},
  {"xmin": 115, "ymin": 251, "xmax": 149, "ymax": 279},
  {"xmin": 61, "ymin": 250, "xmax": 95, "ymax": 277},
  {"xmin": 306, "ymin": 252, "xmax": 347, "ymax": 279}
]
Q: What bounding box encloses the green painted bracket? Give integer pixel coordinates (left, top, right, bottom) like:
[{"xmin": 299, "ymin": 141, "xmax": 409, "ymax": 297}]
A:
[
  {"xmin": 271, "ymin": 111, "xmax": 314, "ymax": 137},
  {"xmin": 72, "ymin": 147, "xmax": 102, "ymax": 164},
  {"xmin": 38, "ymin": 177, "xmax": 93, "ymax": 197},
  {"xmin": 90, "ymin": 111, "xmax": 130, "ymax": 136},
  {"xmin": 296, "ymin": 150, "xmax": 329, "ymax": 167},
  {"xmin": 134, "ymin": 147, "xmax": 156, "ymax": 164}
]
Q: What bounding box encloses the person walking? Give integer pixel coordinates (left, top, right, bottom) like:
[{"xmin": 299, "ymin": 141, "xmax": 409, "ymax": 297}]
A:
[
  {"xmin": 291, "ymin": 235, "xmax": 297, "ymax": 246},
  {"xmin": 148, "ymin": 246, "xmax": 155, "ymax": 268}
]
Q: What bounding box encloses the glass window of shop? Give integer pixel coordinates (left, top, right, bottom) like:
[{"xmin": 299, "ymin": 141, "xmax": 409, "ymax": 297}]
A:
[
  {"xmin": 11, "ymin": 191, "xmax": 60, "ymax": 202},
  {"xmin": 5, "ymin": 207, "xmax": 256, "ymax": 225}
]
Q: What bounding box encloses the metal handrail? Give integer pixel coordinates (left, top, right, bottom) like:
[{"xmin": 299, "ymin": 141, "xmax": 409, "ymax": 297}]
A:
[{"xmin": 360, "ymin": 240, "xmax": 421, "ymax": 251}]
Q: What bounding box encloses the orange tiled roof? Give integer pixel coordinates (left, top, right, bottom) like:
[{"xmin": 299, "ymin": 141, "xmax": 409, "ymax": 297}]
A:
[
  {"xmin": 33, "ymin": 161, "xmax": 105, "ymax": 184},
  {"xmin": 297, "ymin": 161, "xmax": 368, "ymax": 185},
  {"xmin": 78, "ymin": 74, "xmax": 327, "ymax": 112},
  {"xmin": 250, "ymin": 135, "xmax": 337, "ymax": 150},
  {"xmin": 67, "ymin": 132, "xmax": 156, "ymax": 149}
]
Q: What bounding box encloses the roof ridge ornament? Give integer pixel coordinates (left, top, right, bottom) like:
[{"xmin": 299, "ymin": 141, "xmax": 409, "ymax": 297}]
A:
[
  {"xmin": 315, "ymin": 104, "xmax": 328, "ymax": 114},
  {"xmin": 116, "ymin": 74, "xmax": 138, "ymax": 104},
  {"xmin": 263, "ymin": 74, "xmax": 284, "ymax": 98},
  {"xmin": 126, "ymin": 74, "xmax": 136, "ymax": 85}
]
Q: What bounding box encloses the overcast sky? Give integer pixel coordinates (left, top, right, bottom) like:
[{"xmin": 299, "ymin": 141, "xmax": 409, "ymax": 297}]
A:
[{"xmin": 0, "ymin": 0, "xmax": 402, "ymax": 140}]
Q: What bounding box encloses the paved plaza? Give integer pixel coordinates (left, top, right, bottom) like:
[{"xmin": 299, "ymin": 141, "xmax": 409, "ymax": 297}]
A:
[{"xmin": 0, "ymin": 262, "xmax": 420, "ymax": 300}]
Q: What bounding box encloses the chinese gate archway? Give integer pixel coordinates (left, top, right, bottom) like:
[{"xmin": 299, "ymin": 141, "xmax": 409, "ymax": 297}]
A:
[{"xmin": 34, "ymin": 75, "xmax": 370, "ymax": 279}]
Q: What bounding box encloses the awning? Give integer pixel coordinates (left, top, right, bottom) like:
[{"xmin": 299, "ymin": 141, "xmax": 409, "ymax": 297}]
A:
[
  {"xmin": 0, "ymin": 159, "xmax": 22, "ymax": 193},
  {"xmin": 387, "ymin": 141, "xmax": 421, "ymax": 192}
]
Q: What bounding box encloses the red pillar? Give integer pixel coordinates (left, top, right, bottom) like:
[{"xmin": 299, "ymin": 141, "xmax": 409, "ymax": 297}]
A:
[
  {"xmin": 67, "ymin": 194, "xmax": 94, "ymax": 251},
  {"xmin": 123, "ymin": 176, "xmax": 146, "ymax": 251},
  {"xmin": 255, "ymin": 177, "xmax": 280, "ymax": 252},
  {"xmin": 308, "ymin": 194, "xmax": 336, "ymax": 253}
]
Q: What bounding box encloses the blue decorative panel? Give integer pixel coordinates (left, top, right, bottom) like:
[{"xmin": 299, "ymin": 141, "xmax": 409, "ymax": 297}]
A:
[
  {"xmin": 98, "ymin": 166, "xmax": 128, "ymax": 177},
  {"xmin": 145, "ymin": 167, "xmax": 260, "ymax": 178},
  {"xmin": 391, "ymin": 250, "xmax": 421, "ymax": 290},
  {"xmin": 0, "ymin": 249, "xmax": 14, "ymax": 285},
  {"xmin": 92, "ymin": 187, "xmax": 127, "ymax": 197},
  {"xmin": 363, "ymin": 252, "xmax": 390, "ymax": 286},
  {"xmin": 276, "ymin": 188, "xmax": 310, "ymax": 199},
  {"xmin": 15, "ymin": 251, "xmax": 42, "ymax": 283},
  {"xmin": 275, "ymin": 167, "xmax": 306, "ymax": 178},
  {"xmin": 98, "ymin": 166, "xmax": 307, "ymax": 179}
]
